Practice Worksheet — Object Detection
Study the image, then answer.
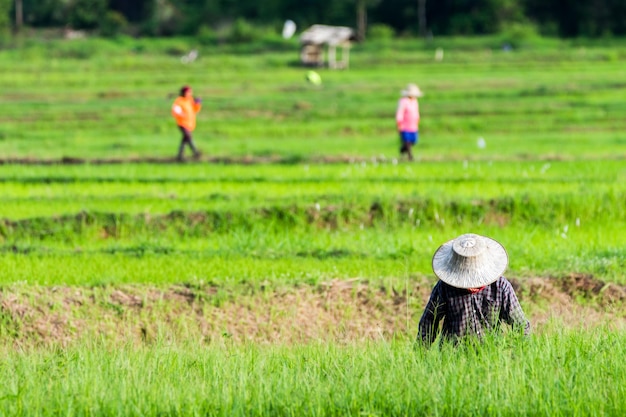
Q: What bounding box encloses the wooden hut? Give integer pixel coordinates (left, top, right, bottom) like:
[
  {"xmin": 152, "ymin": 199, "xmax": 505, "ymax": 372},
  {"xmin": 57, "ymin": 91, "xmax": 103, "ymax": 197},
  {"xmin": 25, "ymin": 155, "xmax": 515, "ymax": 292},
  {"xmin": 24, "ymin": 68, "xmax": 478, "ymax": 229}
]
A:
[{"xmin": 299, "ymin": 25, "xmax": 356, "ymax": 69}]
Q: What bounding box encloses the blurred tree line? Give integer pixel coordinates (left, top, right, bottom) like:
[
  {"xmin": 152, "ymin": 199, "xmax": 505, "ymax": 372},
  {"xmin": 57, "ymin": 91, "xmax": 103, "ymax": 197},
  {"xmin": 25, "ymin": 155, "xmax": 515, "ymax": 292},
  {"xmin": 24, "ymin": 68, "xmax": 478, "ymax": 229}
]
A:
[{"xmin": 2, "ymin": 0, "xmax": 625, "ymax": 39}]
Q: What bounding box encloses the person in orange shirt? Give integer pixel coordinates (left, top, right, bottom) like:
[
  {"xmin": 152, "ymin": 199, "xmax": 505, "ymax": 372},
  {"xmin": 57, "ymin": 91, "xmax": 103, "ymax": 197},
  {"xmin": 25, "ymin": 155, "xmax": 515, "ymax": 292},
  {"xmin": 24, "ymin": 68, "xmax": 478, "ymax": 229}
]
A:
[{"xmin": 171, "ymin": 85, "xmax": 202, "ymax": 160}]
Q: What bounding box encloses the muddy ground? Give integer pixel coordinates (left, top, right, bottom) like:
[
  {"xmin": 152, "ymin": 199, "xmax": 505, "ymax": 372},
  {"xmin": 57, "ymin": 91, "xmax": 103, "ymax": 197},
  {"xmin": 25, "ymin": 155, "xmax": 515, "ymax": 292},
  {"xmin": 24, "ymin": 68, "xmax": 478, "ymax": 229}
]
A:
[
  {"xmin": 1, "ymin": 274, "xmax": 625, "ymax": 347},
  {"xmin": 0, "ymin": 156, "xmax": 377, "ymax": 165},
  {"xmin": 0, "ymin": 153, "xmax": 608, "ymax": 166}
]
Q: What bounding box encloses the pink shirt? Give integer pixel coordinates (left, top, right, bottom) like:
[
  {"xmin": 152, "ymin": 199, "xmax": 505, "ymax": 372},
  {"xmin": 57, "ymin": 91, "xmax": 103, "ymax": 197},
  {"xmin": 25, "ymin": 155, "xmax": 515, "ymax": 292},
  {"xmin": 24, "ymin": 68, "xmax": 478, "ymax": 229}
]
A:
[{"xmin": 396, "ymin": 97, "xmax": 420, "ymax": 132}]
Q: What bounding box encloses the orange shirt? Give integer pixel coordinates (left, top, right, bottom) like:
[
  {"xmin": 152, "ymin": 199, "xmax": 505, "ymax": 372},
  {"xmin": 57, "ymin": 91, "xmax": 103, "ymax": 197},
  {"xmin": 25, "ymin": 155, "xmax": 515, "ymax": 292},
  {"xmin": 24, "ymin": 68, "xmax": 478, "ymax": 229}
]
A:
[{"xmin": 171, "ymin": 96, "xmax": 201, "ymax": 131}]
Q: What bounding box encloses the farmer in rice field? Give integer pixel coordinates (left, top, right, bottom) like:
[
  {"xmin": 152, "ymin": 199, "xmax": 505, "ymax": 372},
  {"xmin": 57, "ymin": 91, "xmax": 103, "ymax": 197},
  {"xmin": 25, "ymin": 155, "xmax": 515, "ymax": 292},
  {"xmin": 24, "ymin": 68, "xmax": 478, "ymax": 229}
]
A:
[
  {"xmin": 396, "ymin": 83, "xmax": 423, "ymax": 161},
  {"xmin": 419, "ymin": 233, "xmax": 531, "ymax": 345},
  {"xmin": 171, "ymin": 85, "xmax": 202, "ymax": 161}
]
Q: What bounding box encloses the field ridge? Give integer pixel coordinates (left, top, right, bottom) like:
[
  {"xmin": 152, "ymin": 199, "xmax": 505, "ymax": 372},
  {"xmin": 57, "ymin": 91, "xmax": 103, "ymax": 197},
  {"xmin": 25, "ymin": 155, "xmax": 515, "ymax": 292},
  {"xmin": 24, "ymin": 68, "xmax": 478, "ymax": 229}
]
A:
[
  {"xmin": 2, "ymin": 154, "xmax": 626, "ymax": 166},
  {"xmin": 1, "ymin": 274, "xmax": 624, "ymax": 347}
]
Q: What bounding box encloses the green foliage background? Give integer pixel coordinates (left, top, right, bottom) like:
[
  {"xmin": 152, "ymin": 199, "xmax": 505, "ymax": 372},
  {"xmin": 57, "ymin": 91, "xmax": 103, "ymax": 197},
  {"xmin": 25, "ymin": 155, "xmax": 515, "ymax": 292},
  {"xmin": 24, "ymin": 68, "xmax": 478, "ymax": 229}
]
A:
[{"xmin": 6, "ymin": 0, "xmax": 626, "ymax": 38}]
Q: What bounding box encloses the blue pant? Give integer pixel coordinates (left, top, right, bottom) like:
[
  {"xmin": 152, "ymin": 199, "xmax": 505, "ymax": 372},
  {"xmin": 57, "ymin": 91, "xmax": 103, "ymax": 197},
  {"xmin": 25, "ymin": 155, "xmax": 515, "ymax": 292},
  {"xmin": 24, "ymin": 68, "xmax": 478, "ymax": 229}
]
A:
[{"xmin": 399, "ymin": 131, "xmax": 418, "ymax": 144}]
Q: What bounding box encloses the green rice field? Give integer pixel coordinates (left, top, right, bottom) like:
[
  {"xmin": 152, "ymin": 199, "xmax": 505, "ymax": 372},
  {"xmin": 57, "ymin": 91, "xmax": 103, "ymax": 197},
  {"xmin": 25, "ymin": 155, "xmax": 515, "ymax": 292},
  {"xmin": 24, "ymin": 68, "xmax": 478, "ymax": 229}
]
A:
[{"xmin": 0, "ymin": 36, "xmax": 625, "ymax": 415}]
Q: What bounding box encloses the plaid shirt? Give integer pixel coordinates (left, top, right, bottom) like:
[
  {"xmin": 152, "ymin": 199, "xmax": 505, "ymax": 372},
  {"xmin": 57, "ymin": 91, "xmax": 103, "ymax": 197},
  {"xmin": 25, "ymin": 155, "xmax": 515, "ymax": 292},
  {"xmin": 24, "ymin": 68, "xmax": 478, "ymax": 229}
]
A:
[{"xmin": 419, "ymin": 276, "xmax": 530, "ymax": 345}]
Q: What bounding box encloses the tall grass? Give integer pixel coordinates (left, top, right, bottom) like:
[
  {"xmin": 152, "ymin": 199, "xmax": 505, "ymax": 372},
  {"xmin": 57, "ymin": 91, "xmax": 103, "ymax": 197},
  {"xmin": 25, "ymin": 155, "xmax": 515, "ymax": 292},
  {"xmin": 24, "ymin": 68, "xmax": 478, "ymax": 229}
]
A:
[{"xmin": 0, "ymin": 329, "xmax": 624, "ymax": 416}]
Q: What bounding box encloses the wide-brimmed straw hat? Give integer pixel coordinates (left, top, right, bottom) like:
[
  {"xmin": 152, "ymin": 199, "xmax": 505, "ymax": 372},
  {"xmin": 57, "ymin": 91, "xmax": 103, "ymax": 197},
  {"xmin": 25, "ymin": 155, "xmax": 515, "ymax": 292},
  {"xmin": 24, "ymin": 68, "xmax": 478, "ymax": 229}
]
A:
[
  {"xmin": 401, "ymin": 83, "xmax": 423, "ymax": 97},
  {"xmin": 432, "ymin": 233, "xmax": 508, "ymax": 289}
]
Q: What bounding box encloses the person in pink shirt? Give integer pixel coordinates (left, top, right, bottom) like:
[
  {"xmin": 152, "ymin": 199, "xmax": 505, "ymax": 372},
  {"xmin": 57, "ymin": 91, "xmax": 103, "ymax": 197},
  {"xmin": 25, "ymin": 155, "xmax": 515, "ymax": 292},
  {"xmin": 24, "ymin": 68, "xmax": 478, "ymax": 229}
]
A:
[{"xmin": 396, "ymin": 83, "xmax": 423, "ymax": 161}]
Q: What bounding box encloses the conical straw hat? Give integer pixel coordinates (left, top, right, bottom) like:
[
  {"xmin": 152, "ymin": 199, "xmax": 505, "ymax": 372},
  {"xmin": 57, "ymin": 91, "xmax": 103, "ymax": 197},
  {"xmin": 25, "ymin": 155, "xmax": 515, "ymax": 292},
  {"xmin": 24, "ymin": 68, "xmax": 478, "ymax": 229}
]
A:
[
  {"xmin": 401, "ymin": 83, "xmax": 423, "ymax": 97},
  {"xmin": 432, "ymin": 233, "xmax": 508, "ymax": 289}
]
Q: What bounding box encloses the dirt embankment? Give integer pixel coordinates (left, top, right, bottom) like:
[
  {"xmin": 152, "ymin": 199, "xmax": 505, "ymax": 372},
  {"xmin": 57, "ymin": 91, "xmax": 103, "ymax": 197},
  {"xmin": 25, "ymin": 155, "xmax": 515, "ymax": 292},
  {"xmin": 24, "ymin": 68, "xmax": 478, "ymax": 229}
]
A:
[{"xmin": 0, "ymin": 274, "xmax": 624, "ymax": 347}]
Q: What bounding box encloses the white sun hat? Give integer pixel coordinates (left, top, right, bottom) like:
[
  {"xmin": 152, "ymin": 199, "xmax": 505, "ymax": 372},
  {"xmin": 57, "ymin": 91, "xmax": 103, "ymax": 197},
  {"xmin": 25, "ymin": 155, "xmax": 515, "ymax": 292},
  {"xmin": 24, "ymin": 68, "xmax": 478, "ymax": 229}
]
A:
[
  {"xmin": 432, "ymin": 233, "xmax": 508, "ymax": 289},
  {"xmin": 401, "ymin": 83, "xmax": 424, "ymax": 97}
]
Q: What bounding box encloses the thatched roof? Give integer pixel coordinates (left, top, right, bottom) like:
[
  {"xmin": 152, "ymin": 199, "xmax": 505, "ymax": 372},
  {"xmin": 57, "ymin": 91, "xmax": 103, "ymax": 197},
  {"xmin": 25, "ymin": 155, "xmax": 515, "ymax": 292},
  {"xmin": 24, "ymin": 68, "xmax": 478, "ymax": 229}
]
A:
[{"xmin": 299, "ymin": 25, "xmax": 356, "ymax": 46}]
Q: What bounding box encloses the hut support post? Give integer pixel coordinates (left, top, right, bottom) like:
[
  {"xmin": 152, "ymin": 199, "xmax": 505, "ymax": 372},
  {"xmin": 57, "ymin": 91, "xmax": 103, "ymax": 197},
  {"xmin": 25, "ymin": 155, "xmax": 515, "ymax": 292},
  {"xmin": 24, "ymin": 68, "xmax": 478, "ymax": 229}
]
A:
[{"xmin": 328, "ymin": 45, "xmax": 337, "ymax": 69}]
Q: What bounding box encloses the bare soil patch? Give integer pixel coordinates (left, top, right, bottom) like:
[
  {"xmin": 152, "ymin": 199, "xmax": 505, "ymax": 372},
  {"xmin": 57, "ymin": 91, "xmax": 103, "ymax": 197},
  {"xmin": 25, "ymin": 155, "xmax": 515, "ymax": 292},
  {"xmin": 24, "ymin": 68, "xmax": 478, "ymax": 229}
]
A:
[{"xmin": 0, "ymin": 274, "xmax": 624, "ymax": 347}]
